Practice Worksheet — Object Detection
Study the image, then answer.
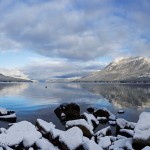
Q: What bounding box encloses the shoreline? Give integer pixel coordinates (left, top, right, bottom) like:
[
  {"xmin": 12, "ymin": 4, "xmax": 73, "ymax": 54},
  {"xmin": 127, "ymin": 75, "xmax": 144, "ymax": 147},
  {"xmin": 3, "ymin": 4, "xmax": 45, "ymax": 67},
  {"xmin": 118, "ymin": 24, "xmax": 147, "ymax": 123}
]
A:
[{"xmin": 0, "ymin": 103, "xmax": 149, "ymax": 149}]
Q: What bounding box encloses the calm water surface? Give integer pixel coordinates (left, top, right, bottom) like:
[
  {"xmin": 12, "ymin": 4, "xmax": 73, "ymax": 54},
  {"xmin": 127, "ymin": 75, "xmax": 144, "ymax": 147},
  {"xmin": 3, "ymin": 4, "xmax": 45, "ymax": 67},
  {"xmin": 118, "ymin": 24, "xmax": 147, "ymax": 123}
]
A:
[{"xmin": 0, "ymin": 82, "xmax": 150, "ymax": 130}]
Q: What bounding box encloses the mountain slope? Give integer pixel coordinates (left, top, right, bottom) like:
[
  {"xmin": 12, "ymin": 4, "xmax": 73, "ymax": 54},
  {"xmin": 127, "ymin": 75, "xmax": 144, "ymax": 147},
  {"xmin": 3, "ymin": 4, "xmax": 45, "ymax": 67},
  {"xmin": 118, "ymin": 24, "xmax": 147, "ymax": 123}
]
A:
[
  {"xmin": 78, "ymin": 57, "xmax": 150, "ymax": 83},
  {"xmin": 0, "ymin": 73, "xmax": 32, "ymax": 82}
]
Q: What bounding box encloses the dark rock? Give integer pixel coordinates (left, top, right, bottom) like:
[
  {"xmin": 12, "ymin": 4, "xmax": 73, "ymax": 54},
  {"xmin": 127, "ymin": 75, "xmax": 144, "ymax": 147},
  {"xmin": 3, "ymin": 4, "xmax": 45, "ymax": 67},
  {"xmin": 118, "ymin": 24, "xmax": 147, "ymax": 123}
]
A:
[
  {"xmin": 54, "ymin": 103, "xmax": 80, "ymax": 121},
  {"xmin": 93, "ymin": 109, "xmax": 110, "ymax": 118},
  {"xmin": 87, "ymin": 106, "xmax": 97, "ymax": 113},
  {"xmin": 119, "ymin": 129, "xmax": 134, "ymax": 138},
  {"xmin": 117, "ymin": 110, "xmax": 125, "ymax": 114},
  {"xmin": 0, "ymin": 110, "xmax": 16, "ymax": 122}
]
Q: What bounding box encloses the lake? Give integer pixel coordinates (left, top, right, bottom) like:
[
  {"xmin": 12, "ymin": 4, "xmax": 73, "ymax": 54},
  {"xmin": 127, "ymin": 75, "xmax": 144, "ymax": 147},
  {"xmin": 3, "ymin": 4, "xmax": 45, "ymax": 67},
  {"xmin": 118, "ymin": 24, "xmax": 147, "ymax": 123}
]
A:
[{"xmin": 0, "ymin": 82, "xmax": 150, "ymax": 130}]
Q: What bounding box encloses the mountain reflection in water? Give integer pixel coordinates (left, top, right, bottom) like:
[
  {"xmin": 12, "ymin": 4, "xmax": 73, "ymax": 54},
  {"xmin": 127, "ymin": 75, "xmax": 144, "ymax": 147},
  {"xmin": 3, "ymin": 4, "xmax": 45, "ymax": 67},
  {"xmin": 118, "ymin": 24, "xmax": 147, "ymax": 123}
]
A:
[
  {"xmin": 0, "ymin": 82, "xmax": 150, "ymax": 128},
  {"xmin": 0, "ymin": 83, "xmax": 150, "ymax": 111},
  {"xmin": 80, "ymin": 83, "xmax": 150, "ymax": 109}
]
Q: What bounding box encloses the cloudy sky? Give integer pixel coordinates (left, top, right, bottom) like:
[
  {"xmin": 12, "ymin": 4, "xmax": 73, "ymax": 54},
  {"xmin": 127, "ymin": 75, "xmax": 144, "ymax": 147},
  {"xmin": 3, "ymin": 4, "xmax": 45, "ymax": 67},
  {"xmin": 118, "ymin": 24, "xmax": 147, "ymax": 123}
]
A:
[{"xmin": 0, "ymin": 0, "xmax": 150, "ymax": 80}]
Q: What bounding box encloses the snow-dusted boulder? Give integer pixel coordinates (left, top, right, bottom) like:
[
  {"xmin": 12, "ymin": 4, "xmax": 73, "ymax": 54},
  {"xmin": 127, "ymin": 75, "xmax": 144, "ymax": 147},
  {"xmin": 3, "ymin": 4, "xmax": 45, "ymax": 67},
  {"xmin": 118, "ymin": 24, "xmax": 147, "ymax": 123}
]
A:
[
  {"xmin": 0, "ymin": 121, "xmax": 42, "ymax": 148},
  {"xmin": 87, "ymin": 106, "xmax": 97, "ymax": 113},
  {"xmin": 83, "ymin": 137, "xmax": 102, "ymax": 150},
  {"xmin": 54, "ymin": 103, "xmax": 80, "ymax": 121},
  {"xmin": 119, "ymin": 129, "xmax": 134, "ymax": 137},
  {"xmin": 116, "ymin": 118, "xmax": 136, "ymax": 134},
  {"xmin": 81, "ymin": 112, "xmax": 99, "ymax": 128},
  {"xmin": 142, "ymin": 146, "xmax": 150, "ymax": 150},
  {"xmin": 109, "ymin": 121, "xmax": 116, "ymax": 126},
  {"xmin": 93, "ymin": 108, "xmax": 116, "ymax": 121},
  {"xmin": 0, "ymin": 108, "xmax": 16, "ymax": 122},
  {"xmin": 95, "ymin": 126, "xmax": 111, "ymax": 143},
  {"xmin": 93, "ymin": 108, "xmax": 110, "ymax": 118},
  {"xmin": 36, "ymin": 119, "xmax": 55, "ymax": 135},
  {"xmin": 109, "ymin": 138, "xmax": 133, "ymax": 150},
  {"xmin": 97, "ymin": 117, "xmax": 108, "ymax": 123},
  {"xmin": 66, "ymin": 119, "xmax": 94, "ymax": 138},
  {"xmin": 35, "ymin": 138, "xmax": 59, "ymax": 150},
  {"xmin": 98, "ymin": 136, "xmax": 111, "ymax": 149},
  {"xmin": 49, "ymin": 127, "xmax": 83, "ymax": 150},
  {"xmin": 133, "ymin": 112, "xmax": 150, "ymax": 147}
]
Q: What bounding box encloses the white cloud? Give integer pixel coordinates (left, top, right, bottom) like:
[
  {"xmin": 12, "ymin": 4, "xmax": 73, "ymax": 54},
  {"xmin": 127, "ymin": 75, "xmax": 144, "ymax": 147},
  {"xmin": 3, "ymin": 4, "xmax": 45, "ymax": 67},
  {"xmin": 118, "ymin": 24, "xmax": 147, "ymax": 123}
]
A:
[
  {"xmin": 0, "ymin": 0, "xmax": 149, "ymax": 61},
  {"xmin": 0, "ymin": 68, "xmax": 29, "ymax": 79}
]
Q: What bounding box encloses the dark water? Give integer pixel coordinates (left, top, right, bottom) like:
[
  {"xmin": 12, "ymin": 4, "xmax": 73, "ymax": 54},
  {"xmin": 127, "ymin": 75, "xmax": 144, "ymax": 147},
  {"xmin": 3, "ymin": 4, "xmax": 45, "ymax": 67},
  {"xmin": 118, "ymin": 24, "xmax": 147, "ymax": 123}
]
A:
[{"xmin": 0, "ymin": 82, "xmax": 150, "ymax": 131}]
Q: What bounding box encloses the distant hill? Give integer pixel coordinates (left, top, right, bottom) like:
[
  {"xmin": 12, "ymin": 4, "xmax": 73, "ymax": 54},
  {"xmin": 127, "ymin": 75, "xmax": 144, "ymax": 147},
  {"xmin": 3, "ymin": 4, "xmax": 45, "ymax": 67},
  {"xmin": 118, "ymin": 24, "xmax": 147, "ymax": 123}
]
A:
[
  {"xmin": 0, "ymin": 73, "xmax": 32, "ymax": 82},
  {"xmin": 77, "ymin": 57, "xmax": 150, "ymax": 83}
]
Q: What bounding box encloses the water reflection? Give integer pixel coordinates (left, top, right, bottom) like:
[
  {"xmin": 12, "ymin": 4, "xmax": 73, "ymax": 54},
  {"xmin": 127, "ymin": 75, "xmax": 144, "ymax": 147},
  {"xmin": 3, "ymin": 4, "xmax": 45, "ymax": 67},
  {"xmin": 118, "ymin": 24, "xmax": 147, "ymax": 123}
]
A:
[
  {"xmin": 0, "ymin": 83, "xmax": 150, "ymax": 112},
  {"xmin": 80, "ymin": 83, "xmax": 150, "ymax": 109},
  {"xmin": 0, "ymin": 83, "xmax": 28, "ymax": 96}
]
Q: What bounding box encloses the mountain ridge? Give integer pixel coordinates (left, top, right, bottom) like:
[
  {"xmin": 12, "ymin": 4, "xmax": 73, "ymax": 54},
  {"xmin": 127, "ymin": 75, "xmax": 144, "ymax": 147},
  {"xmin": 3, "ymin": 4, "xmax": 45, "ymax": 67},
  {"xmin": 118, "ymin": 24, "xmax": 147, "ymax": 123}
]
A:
[
  {"xmin": 0, "ymin": 73, "xmax": 32, "ymax": 82},
  {"xmin": 77, "ymin": 57, "xmax": 150, "ymax": 83}
]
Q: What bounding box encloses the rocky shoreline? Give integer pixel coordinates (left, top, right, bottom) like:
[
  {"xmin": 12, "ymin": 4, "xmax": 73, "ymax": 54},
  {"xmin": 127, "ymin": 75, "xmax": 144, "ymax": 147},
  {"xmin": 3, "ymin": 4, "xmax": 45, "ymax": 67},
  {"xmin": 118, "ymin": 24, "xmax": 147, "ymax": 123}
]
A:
[{"xmin": 0, "ymin": 103, "xmax": 150, "ymax": 150}]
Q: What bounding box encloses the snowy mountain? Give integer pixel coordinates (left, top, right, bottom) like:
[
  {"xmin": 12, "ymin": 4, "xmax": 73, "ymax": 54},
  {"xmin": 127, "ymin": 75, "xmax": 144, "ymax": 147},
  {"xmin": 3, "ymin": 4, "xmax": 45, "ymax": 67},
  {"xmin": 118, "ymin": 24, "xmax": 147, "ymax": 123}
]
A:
[
  {"xmin": 77, "ymin": 57, "xmax": 150, "ymax": 83},
  {"xmin": 0, "ymin": 73, "xmax": 32, "ymax": 82},
  {"xmin": 46, "ymin": 77, "xmax": 81, "ymax": 83}
]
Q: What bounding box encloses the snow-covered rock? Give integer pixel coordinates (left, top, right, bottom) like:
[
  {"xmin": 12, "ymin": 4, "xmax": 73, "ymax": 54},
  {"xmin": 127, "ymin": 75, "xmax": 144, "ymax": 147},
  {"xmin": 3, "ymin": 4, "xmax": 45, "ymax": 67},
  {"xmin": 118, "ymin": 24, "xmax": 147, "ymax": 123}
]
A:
[
  {"xmin": 0, "ymin": 108, "xmax": 16, "ymax": 121},
  {"xmin": 95, "ymin": 126, "xmax": 111, "ymax": 143},
  {"xmin": 0, "ymin": 108, "xmax": 7, "ymax": 115},
  {"xmin": 116, "ymin": 118, "xmax": 136, "ymax": 130},
  {"xmin": 54, "ymin": 103, "xmax": 80, "ymax": 121},
  {"xmin": 109, "ymin": 138, "xmax": 133, "ymax": 150},
  {"xmin": 59, "ymin": 127, "xmax": 83, "ymax": 150},
  {"xmin": 98, "ymin": 136, "xmax": 111, "ymax": 149},
  {"xmin": 133, "ymin": 112, "xmax": 150, "ymax": 147},
  {"xmin": 83, "ymin": 137, "xmax": 102, "ymax": 150},
  {"xmin": 142, "ymin": 146, "xmax": 150, "ymax": 150},
  {"xmin": 36, "ymin": 119, "xmax": 55, "ymax": 134},
  {"xmin": 0, "ymin": 121, "xmax": 42, "ymax": 147},
  {"xmin": 109, "ymin": 121, "xmax": 116, "ymax": 126},
  {"xmin": 66, "ymin": 119, "xmax": 94, "ymax": 138},
  {"xmin": 36, "ymin": 138, "xmax": 59, "ymax": 150},
  {"xmin": 82, "ymin": 112, "xmax": 99, "ymax": 127},
  {"xmin": 50, "ymin": 127, "xmax": 83, "ymax": 150},
  {"xmin": 93, "ymin": 108, "xmax": 116, "ymax": 121},
  {"xmin": 120, "ymin": 129, "xmax": 134, "ymax": 137}
]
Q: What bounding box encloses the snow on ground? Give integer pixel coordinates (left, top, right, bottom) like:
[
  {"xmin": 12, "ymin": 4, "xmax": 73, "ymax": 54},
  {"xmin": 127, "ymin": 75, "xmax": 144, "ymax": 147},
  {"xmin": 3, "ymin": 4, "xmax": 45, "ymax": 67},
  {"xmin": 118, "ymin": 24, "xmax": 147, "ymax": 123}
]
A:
[
  {"xmin": 66, "ymin": 119, "xmax": 94, "ymax": 134},
  {"xmin": 133, "ymin": 112, "xmax": 150, "ymax": 144},
  {"xmin": 36, "ymin": 119, "xmax": 55, "ymax": 134}
]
